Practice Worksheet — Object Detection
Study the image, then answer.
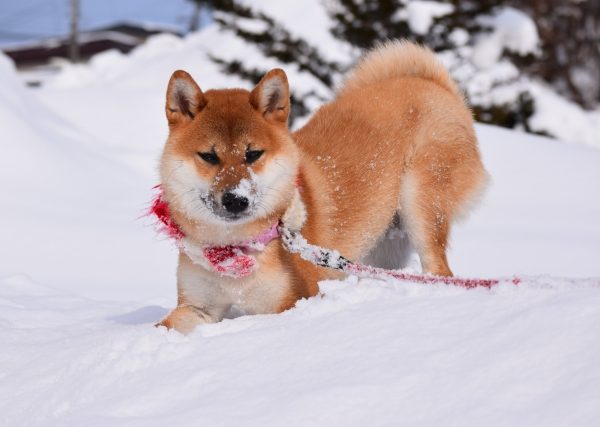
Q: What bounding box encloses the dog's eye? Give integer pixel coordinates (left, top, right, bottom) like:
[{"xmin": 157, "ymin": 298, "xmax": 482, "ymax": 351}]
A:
[
  {"xmin": 245, "ymin": 150, "xmax": 264, "ymax": 164},
  {"xmin": 197, "ymin": 151, "xmax": 219, "ymax": 165}
]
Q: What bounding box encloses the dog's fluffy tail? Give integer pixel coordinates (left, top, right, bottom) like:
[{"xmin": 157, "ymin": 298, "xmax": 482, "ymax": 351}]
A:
[{"xmin": 339, "ymin": 40, "xmax": 462, "ymax": 99}]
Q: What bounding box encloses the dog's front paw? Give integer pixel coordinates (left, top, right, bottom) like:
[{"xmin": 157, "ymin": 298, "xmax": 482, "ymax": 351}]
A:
[{"xmin": 156, "ymin": 305, "xmax": 211, "ymax": 335}]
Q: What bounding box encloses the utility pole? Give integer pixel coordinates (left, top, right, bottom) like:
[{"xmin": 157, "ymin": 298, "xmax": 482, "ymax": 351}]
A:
[
  {"xmin": 188, "ymin": 0, "xmax": 214, "ymax": 33},
  {"xmin": 189, "ymin": 1, "xmax": 201, "ymax": 32},
  {"xmin": 69, "ymin": 0, "xmax": 80, "ymax": 62}
]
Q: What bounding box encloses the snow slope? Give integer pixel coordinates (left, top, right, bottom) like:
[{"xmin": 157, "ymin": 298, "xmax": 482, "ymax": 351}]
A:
[
  {"xmin": 1, "ymin": 276, "xmax": 599, "ymax": 426},
  {"xmin": 1, "ymin": 19, "xmax": 600, "ymax": 426},
  {"xmin": 0, "ymin": 52, "xmax": 176, "ymax": 302},
  {"xmin": 450, "ymin": 124, "xmax": 600, "ymax": 278}
]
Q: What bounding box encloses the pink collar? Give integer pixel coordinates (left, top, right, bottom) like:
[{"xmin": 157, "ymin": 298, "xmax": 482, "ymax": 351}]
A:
[
  {"xmin": 149, "ymin": 186, "xmax": 280, "ymax": 278},
  {"xmin": 241, "ymin": 222, "xmax": 280, "ymax": 249}
]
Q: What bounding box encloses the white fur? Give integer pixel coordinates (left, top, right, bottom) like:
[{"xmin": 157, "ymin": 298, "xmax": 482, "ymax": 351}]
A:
[
  {"xmin": 398, "ymin": 172, "xmax": 427, "ymax": 255},
  {"xmin": 258, "ymin": 77, "xmax": 284, "ymax": 111},
  {"xmin": 161, "ymin": 156, "xmax": 216, "ymax": 223},
  {"xmin": 162, "ymin": 151, "xmax": 296, "ymax": 228},
  {"xmin": 169, "ymin": 79, "xmax": 199, "ymax": 110},
  {"xmin": 282, "ymin": 188, "xmax": 307, "ymax": 231},
  {"xmin": 180, "ymin": 238, "xmax": 212, "ymax": 270},
  {"xmin": 251, "ymin": 155, "xmax": 296, "ymax": 218},
  {"xmin": 178, "ymin": 250, "xmax": 290, "ymax": 319}
]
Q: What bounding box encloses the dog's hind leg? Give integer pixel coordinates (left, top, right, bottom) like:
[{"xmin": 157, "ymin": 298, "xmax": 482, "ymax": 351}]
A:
[
  {"xmin": 398, "ymin": 136, "xmax": 488, "ymax": 277},
  {"xmin": 398, "ymin": 170, "xmax": 453, "ymax": 276}
]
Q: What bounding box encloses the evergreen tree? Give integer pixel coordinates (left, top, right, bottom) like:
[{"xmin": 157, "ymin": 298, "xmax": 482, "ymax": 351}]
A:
[
  {"xmin": 199, "ymin": 0, "xmax": 344, "ymax": 125},
  {"xmin": 513, "ymin": 0, "xmax": 600, "ymax": 109},
  {"xmin": 326, "ymin": 0, "xmax": 534, "ymax": 129},
  {"xmin": 328, "ymin": 0, "xmax": 411, "ymax": 48},
  {"xmin": 188, "ymin": 0, "xmax": 597, "ymax": 132},
  {"xmin": 328, "ymin": 0, "xmax": 504, "ymax": 51}
]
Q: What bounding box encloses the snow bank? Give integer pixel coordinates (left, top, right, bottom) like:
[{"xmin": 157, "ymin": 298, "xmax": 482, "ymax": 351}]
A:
[
  {"xmin": 1, "ymin": 274, "xmax": 599, "ymax": 426},
  {"xmin": 450, "ymin": 124, "xmax": 600, "ymax": 278},
  {"xmin": 395, "ymin": 1, "xmax": 455, "ymax": 35},
  {"xmin": 529, "ymin": 81, "xmax": 600, "ymax": 148},
  {"xmin": 473, "ymin": 7, "xmax": 539, "ymax": 68},
  {"xmin": 0, "ymin": 52, "xmax": 132, "ymax": 198},
  {"xmin": 35, "ymin": 26, "xmax": 332, "ymax": 175},
  {"xmin": 234, "ymin": 0, "xmax": 353, "ymax": 64},
  {"xmin": 0, "ymin": 52, "xmax": 175, "ymax": 301}
]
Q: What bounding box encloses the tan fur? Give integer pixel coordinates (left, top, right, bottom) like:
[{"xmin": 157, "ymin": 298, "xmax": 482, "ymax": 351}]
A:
[
  {"xmin": 157, "ymin": 41, "xmax": 488, "ymax": 333},
  {"xmin": 340, "ymin": 40, "xmax": 463, "ymax": 99}
]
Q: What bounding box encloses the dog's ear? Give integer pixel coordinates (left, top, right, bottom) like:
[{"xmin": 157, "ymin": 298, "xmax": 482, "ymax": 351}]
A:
[
  {"xmin": 165, "ymin": 70, "xmax": 206, "ymax": 127},
  {"xmin": 250, "ymin": 69, "xmax": 290, "ymax": 124}
]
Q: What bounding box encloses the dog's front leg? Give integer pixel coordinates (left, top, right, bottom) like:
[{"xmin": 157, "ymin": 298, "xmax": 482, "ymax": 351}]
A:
[{"xmin": 157, "ymin": 305, "xmax": 216, "ymax": 335}]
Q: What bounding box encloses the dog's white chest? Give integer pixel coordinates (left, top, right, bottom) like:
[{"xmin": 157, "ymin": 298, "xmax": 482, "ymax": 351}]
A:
[{"xmin": 177, "ymin": 253, "xmax": 290, "ymax": 320}]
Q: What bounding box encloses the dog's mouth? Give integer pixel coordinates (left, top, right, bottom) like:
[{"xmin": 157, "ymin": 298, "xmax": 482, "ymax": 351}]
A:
[{"xmin": 216, "ymin": 211, "xmax": 252, "ymax": 222}]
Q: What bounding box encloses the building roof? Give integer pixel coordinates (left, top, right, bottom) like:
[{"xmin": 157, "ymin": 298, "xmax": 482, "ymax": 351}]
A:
[{"xmin": 2, "ymin": 21, "xmax": 181, "ymax": 68}]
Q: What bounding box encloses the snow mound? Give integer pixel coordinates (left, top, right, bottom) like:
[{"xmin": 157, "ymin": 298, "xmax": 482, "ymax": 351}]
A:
[
  {"xmin": 233, "ymin": 0, "xmax": 353, "ymax": 64},
  {"xmin": 0, "ymin": 52, "xmax": 175, "ymax": 300},
  {"xmin": 1, "ymin": 274, "xmax": 599, "ymax": 426},
  {"xmin": 396, "ymin": 1, "xmax": 455, "ymax": 35},
  {"xmin": 473, "ymin": 7, "xmax": 539, "ymax": 68},
  {"xmin": 529, "ymin": 81, "xmax": 600, "ymax": 148},
  {"xmin": 0, "ymin": 52, "xmax": 136, "ymax": 204}
]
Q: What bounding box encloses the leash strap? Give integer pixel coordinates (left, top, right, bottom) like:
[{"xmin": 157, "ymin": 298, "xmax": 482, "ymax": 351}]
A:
[
  {"xmin": 279, "ymin": 226, "xmax": 351, "ymax": 270},
  {"xmin": 279, "ymin": 224, "xmax": 519, "ymax": 289}
]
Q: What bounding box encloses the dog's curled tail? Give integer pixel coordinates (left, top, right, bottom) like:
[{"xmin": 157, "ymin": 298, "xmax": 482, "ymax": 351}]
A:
[{"xmin": 339, "ymin": 40, "xmax": 462, "ymax": 99}]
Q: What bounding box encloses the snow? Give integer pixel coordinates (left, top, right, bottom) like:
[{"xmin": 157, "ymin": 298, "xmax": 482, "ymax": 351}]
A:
[
  {"xmin": 449, "ymin": 124, "xmax": 600, "ymax": 278},
  {"xmin": 1, "ymin": 275, "xmax": 599, "ymax": 426},
  {"xmin": 473, "ymin": 7, "xmax": 540, "ymax": 68},
  {"xmin": 0, "ymin": 51, "xmax": 175, "ymax": 302},
  {"xmin": 1, "ymin": 8, "xmax": 600, "ymax": 425},
  {"xmin": 234, "ymin": 0, "xmax": 354, "ymax": 63},
  {"xmin": 395, "ymin": 1, "xmax": 455, "ymax": 35},
  {"xmin": 234, "ymin": 16, "xmax": 271, "ymax": 34},
  {"xmin": 528, "ymin": 81, "xmax": 600, "ymax": 148}
]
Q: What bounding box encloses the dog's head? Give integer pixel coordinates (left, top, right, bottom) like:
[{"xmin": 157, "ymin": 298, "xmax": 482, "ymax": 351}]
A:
[{"xmin": 159, "ymin": 68, "xmax": 299, "ymax": 235}]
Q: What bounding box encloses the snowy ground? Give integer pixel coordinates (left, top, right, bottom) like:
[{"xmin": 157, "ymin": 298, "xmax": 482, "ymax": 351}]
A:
[
  {"xmin": 2, "ymin": 276, "xmax": 599, "ymax": 426},
  {"xmin": 1, "ymin": 23, "xmax": 600, "ymax": 426}
]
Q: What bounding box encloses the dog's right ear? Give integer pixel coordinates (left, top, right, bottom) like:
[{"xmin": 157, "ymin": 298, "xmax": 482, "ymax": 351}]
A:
[
  {"xmin": 249, "ymin": 69, "xmax": 290, "ymax": 124},
  {"xmin": 165, "ymin": 70, "xmax": 206, "ymax": 127}
]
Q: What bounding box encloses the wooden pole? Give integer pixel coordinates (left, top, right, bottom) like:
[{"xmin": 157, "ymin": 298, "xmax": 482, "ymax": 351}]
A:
[{"xmin": 69, "ymin": 0, "xmax": 80, "ymax": 62}]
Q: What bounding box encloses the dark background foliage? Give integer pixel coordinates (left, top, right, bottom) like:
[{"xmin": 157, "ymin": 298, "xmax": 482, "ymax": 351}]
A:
[{"xmin": 189, "ymin": 0, "xmax": 599, "ymax": 130}]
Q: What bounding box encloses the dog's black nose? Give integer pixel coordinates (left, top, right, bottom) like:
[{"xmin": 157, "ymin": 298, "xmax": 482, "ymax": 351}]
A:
[{"xmin": 222, "ymin": 192, "xmax": 249, "ymax": 214}]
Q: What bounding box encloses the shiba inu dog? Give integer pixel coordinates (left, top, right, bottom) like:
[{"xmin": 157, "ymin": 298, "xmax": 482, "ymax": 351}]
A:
[{"xmin": 157, "ymin": 41, "xmax": 488, "ymax": 333}]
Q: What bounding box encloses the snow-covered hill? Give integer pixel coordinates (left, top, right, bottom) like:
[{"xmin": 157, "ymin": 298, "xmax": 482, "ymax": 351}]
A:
[
  {"xmin": 1, "ymin": 274, "xmax": 599, "ymax": 427},
  {"xmin": 1, "ymin": 17, "xmax": 599, "ymax": 426}
]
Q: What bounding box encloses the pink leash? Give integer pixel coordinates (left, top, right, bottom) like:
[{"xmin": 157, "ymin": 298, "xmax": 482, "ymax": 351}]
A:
[
  {"xmin": 278, "ymin": 225, "xmax": 520, "ymax": 289},
  {"xmin": 149, "ymin": 187, "xmax": 598, "ymax": 289},
  {"xmin": 149, "ymin": 186, "xmax": 517, "ymax": 286}
]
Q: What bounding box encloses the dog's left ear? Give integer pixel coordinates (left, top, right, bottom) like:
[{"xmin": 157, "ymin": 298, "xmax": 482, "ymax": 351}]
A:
[
  {"xmin": 250, "ymin": 69, "xmax": 290, "ymax": 124},
  {"xmin": 165, "ymin": 70, "xmax": 206, "ymax": 127}
]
